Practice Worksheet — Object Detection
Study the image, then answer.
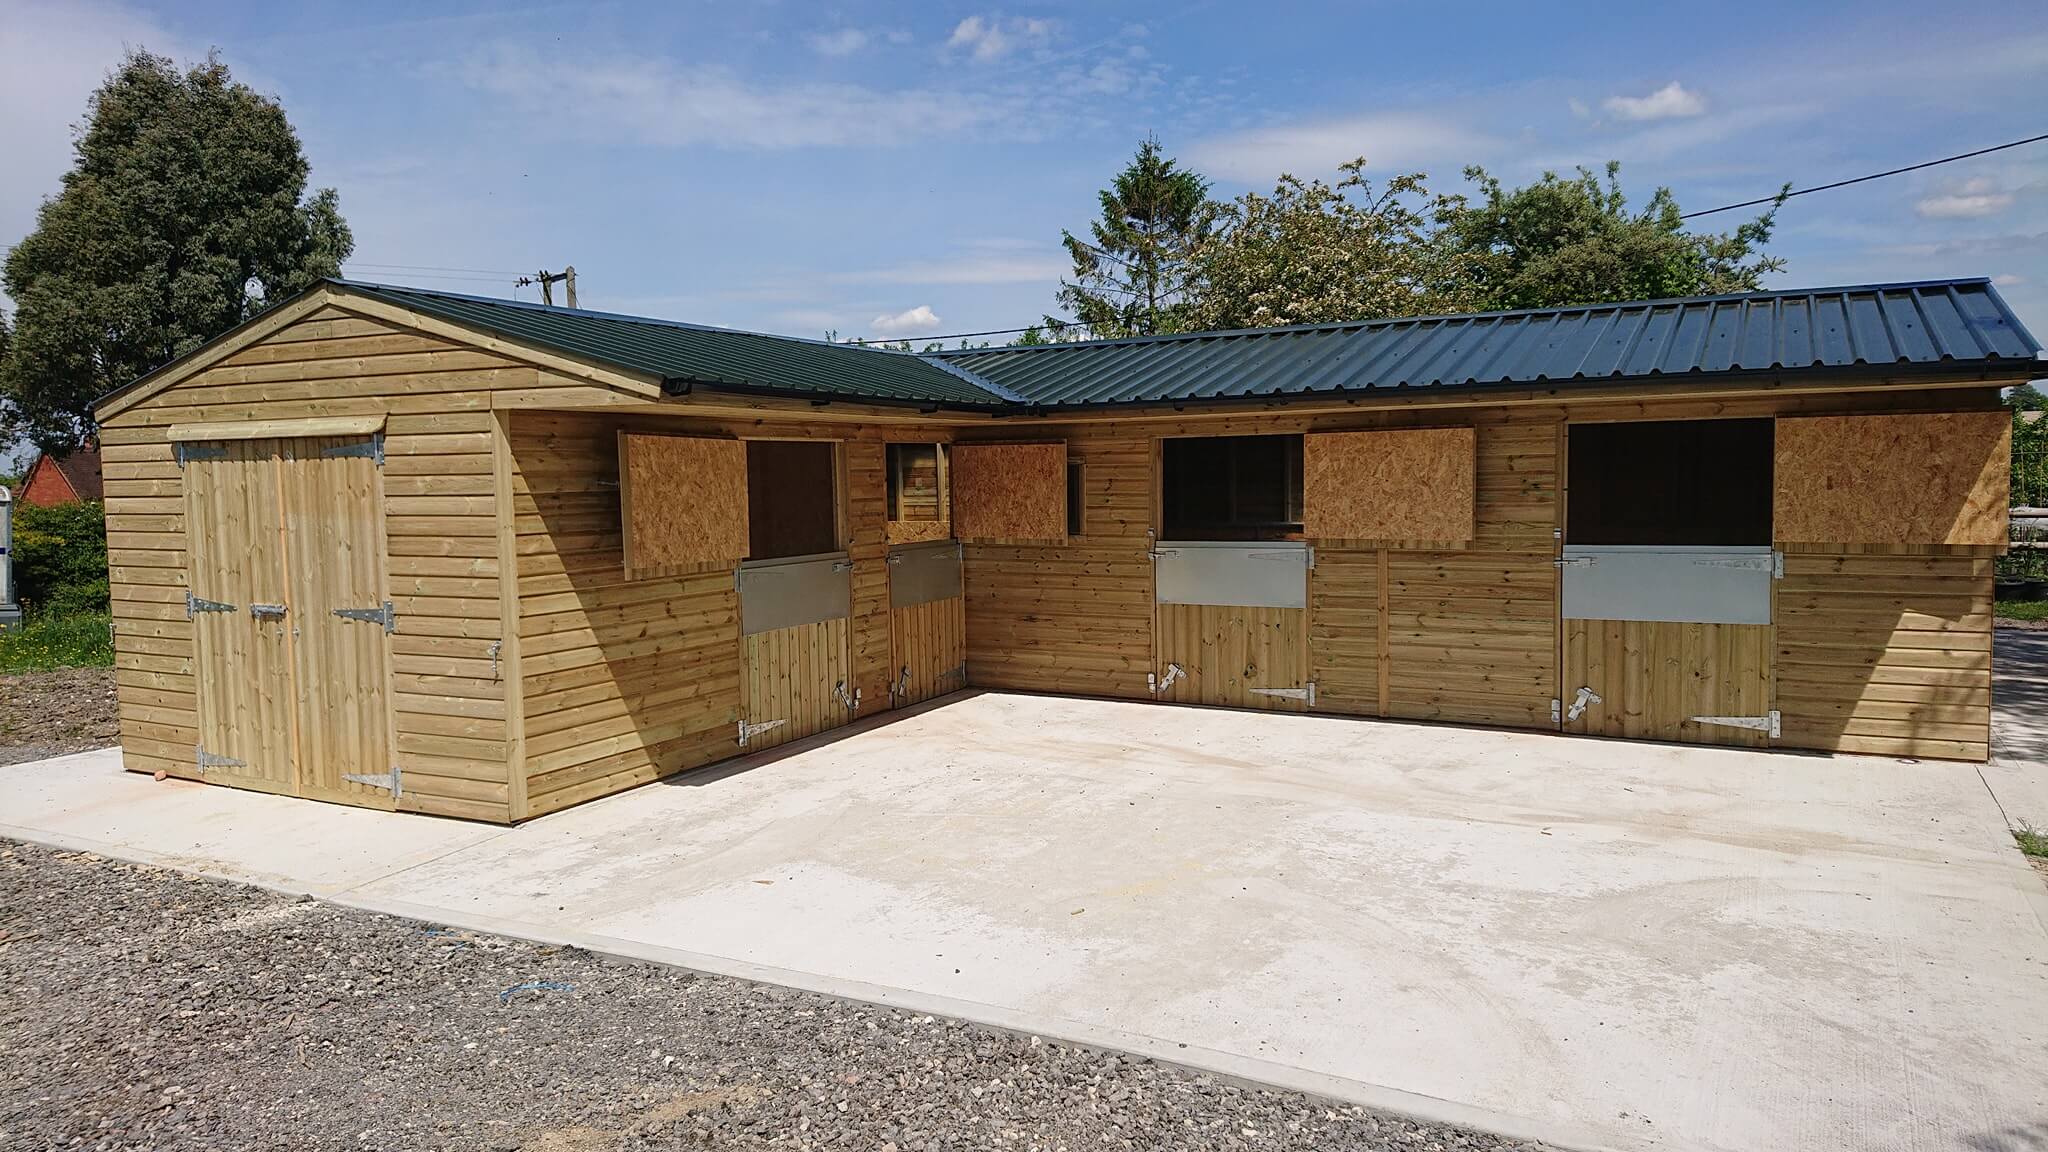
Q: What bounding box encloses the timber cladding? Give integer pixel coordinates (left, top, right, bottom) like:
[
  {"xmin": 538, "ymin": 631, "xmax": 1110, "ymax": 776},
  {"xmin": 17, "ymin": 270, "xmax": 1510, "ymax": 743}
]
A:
[
  {"xmin": 97, "ymin": 302, "xmax": 555, "ymax": 821},
  {"xmin": 1303, "ymin": 427, "xmax": 1475, "ymax": 543},
  {"xmin": 950, "ymin": 441, "xmax": 1067, "ymax": 542},
  {"xmin": 1774, "ymin": 412, "xmax": 2011, "ymax": 545},
  {"xmin": 618, "ymin": 432, "xmax": 748, "ymax": 573},
  {"xmin": 92, "ymin": 278, "xmax": 2023, "ymax": 829}
]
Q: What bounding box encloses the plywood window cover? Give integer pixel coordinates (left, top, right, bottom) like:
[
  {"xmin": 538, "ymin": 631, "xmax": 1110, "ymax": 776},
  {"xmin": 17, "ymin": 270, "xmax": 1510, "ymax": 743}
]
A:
[
  {"xmin": 169, "ymin": 415, "xmax": 386, "ymax": 442},
  {"xmin": 1303, "ymin": 427, "xmax": 1475, "ymax": 542},
  {"xmin": 950, "ymin": 441, "xmax": 1067, "ymax": 542},
  {"xmin": 1773, "ymin": 412, "xmax": 2010, "ymax": 546},
  {"xmin": 618, "ymin": 431, "xmax": 749, "ymax": 571}
]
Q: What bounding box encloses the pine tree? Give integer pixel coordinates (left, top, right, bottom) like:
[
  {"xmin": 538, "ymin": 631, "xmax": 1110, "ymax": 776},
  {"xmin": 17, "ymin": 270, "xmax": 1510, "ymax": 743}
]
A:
[{"xmin": 1048, "ymin": 138, "xmax": 1210, "ymax": 339}]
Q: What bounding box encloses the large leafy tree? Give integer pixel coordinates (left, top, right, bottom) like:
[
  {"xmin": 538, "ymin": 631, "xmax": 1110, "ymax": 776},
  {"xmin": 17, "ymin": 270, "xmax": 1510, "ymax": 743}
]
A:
[
  {"xmin": 1049, "ymin": 138, "xmax": 1211, "ymax": 338},
  {"xmin": 1438, "ymin": 162, "xmax": 1785, "ymax": 312},
  {"xmin": 1185, "ymin": 159, "xmax": 1479, "ymax": 331},
  {"xmin": 2, "ymin": 50, "xmax": 353, "ymax": 450}
]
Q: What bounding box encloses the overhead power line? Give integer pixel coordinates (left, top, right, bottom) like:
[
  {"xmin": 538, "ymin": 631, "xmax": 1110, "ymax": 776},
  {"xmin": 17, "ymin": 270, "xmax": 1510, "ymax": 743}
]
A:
[
  {"xmin": 863, "ymin": 131, "xmax": 2048, "ymax": 345},
  {"xmin": 1679, "ymin": 131, "xmax": 2048, "ymax": 218}
]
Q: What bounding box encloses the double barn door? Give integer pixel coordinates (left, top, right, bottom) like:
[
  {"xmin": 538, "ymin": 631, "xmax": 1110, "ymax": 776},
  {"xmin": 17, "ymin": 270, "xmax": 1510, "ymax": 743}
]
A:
[{"xmin": 184, "ymin": 435, "xmax": 396, "ymax": 804}]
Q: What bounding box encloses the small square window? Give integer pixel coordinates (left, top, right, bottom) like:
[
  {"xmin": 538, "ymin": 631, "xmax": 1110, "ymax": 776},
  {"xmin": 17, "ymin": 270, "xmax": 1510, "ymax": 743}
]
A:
[{"xmin": 886, "ymin": 443, "xmax": 950, "ymax": 544}]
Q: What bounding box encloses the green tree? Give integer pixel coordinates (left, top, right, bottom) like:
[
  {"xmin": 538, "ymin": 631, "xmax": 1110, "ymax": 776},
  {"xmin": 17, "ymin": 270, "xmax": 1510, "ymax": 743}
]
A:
[
  {"xmin": 1, "ymin": 49, "xmax": 353, "ymax": 451},
  {"xmin": 1185, "ymin": 159, "xmax": 1478, "ymax": 331},
  {"xmin": 1438, "ymin": 162, "xmax": 1786, "ymax": 312},
  {"xmin": 1049, "ymin": 138, "xmax": 1211, "ymax": 338}
]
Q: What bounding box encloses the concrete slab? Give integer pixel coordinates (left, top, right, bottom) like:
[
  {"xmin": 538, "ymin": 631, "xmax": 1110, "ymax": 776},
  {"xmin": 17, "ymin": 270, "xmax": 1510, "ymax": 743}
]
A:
[
  {"xmin": 1986, "ymin": 628, "xmax": 2048, "ymax": 829},
  {"xmin": 5, "ymin": 696, "xmax": 2047, "ymax": 1152},
  {"xmin": 0, "ymin": 747, "xmax": 509, "ymax": 893}
]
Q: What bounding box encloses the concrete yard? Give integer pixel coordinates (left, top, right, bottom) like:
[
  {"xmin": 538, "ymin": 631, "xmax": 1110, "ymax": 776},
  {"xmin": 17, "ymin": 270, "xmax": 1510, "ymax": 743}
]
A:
[{"xmin": 5, "ymin": 691, "xmax": 2048, "ymax": 1152}]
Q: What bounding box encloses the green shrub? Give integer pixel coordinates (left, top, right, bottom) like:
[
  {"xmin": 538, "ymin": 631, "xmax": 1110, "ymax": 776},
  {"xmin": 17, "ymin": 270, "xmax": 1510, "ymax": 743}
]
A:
[{"xmin": 11, "ymin": 499, "xmax": 109, "ymax": 615}]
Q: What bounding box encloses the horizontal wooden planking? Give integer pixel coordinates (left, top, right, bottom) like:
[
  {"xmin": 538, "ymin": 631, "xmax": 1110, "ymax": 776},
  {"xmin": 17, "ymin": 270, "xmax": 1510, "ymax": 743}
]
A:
[
  {"xmin": 1382, "ymin": 550, "xmax": 1556, "ymax": 729},
  {"xmin": 86, "ymin": 304, "xmax": 624, "ymax": 820},
  {"xmin": 1775, "ymin": 547, "xmax": 1989, "ymax": 759}
]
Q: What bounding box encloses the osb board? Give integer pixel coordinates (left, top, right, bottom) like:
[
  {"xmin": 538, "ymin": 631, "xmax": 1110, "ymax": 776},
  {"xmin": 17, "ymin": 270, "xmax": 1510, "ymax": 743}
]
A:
[
  {"xmin": 618, "ymin": 431, "xmax": 748, "ymax": 570},
  {"xmin": 885, "ymin": 519, "xmax": 952, "ymax": 546},
  {"xmin": 1774, "ymin": 413, "xmax": 2010, "ymax": 545},
  {"xmin": 951, "ymin": 441, "xmax": 1066, "ymax": 542},
  {"xmin": 1303, "ymin": 427, "xmax": 1475, "ymax": 542}
]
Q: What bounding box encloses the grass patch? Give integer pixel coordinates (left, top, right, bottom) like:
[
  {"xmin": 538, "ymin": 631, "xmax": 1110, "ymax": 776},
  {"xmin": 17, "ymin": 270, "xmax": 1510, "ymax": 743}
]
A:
[
  {"xmin": 1995, "ymin": 598, "xmax": 2048, "ymax": 622},
  {"xmin": 0, "ymin": 611, "xmax": 114, "ymax": 673},
  {"xmin": 2017, "ymin": 823, "xmax": 2048, "ymax": 860}
]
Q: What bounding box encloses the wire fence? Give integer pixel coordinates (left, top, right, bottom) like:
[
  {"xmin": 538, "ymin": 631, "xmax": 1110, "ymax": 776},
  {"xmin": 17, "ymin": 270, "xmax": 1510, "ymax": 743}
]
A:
[{"xmin": 2004, "ymin": 410, "xmax": 2047, "ymax": 584}]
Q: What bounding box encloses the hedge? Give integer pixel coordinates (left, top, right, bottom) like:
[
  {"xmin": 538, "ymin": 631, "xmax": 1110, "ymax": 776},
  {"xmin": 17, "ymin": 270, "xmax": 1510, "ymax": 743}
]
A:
[{"xmin": 11, "ymin": 499, "xmax": 109, "ymax": 616}]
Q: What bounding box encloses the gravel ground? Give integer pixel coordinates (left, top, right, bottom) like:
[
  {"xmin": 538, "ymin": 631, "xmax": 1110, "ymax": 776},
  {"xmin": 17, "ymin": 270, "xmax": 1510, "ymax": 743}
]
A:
[
  {"xmin": 0, "ymin": 665, "xmax": 118, "ymax": 765},
  {"xmin": 0, "ymin": 840, "xmax": 1537, "ymax": 1152}
]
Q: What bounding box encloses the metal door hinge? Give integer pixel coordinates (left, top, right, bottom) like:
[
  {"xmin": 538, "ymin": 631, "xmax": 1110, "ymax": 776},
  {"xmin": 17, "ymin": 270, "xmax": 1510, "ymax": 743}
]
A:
[
  {"xmin": 737, "ymin": 717, "xmax": 786, "ymax": 747},
  {"xmin": 1691, "ymin": 710, "xmax": 1781, "ymax": 737},
  {"xmin": 321, "ymin": 433, "xmax": 385, "ymax": 467},
  {"xmin": 892, "ymin": 665, "xmax": 911, "ymax": 700},
  {"xmin": 194, "ymin": 744, "xmax": 246, "ymax": 772},
  {"xmin": 174, "ymin": 443, "xmax": 228, "ymax": 468},
  {"xmin": 332, "ymin": 600, "xmax": 397, "ymax": 633},
  {"xmin": 486, "ymin": 639, "xmax": 503, "ymax": 680},
  {"xmin": 1551, "ymin": 698, "xmax": 1562, "ymax": 724},
  {"xmin": 187, "ymin": 591, "xmax": 236, "ymax": 617},
  {"xmin": 1147, "ymin": 662, "xmax": 1186, "ymax": 694},
  {"xmin": 250, "ymin": 603, "xmax": 288, "ymax": 622},
  {"xmin": 1565, "ymin": 686, "xmax": 1601, "ymax": 722},
  {"xmin": 1249, "ymin": 682, "xmax": 1317, "ymax": 706},
  {"xmin": 343, "ymin": 766, "xmax": 403, "ymax": 798}
]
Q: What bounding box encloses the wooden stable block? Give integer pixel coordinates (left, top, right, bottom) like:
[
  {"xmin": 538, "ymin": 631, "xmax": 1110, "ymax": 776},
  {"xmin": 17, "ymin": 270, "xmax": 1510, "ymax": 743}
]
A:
[
  {"xmin": 1304, "ymin": 427, "xmax": 1475, "ymax": 542},
  {"xmin": 951, "ymin": 441, "xmax": 1067, "ymax": 542},
  {"xmin": 1774, "ymin": 413, "xmax": 2010, "ymax": 545},
  {"xmin": 618, "ymin": 431, "xmax": 748, "ymax": 570}
]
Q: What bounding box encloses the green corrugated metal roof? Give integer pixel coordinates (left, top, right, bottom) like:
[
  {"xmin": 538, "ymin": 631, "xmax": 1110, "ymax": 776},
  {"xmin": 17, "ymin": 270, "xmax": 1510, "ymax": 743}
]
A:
[
  {"xmin": 336, "ymin": 280, "xmax": 1017, "ymax": 408},
  {"xmin": 936, "ymin": 279, "xmax": 2042, "ymax": 407},
  {"xmin": 330, "ymin": 278, "xmax": 2039, "ymax": 414}
]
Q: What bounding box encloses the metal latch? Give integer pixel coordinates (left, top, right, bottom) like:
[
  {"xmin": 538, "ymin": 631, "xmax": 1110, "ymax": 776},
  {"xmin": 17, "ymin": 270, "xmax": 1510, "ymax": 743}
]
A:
[
  {"xmin": 250, "ymin": 603, "xmax": 288, "ymax": 622},
  {"xmin": 832, "ymin": 560, "xmax": 854, "ymax": 573},
  {"xmin": 194, "ymin": 744, "xmax": 246, "ymax": 772},
  {"xmin": 321, "ymin": 433, "xmax": 385, "ymax": 467},
  {"xmin": 1564, "ymin": 686, "xmax": 1601, "ymax": 722},
  {"xmin": 1553, "ymin": 557, "xmax": 1595, "ymax": 568},
  {"xmin": 737, "ymin": 718, "xmax": 787, "ymax": 748},
  {"xmin": 332, "ymin": 600, "xmax": 397, "ymax": 633},
  {"xmin": 1691, "ymin": 710, "xmax": 1781, "ymax": 737},
  {"xmin": 1147, "ymin": 662, "xmax": 1186, "ymax": 694},
  {"xmin": 833, "ymin": 680, "xmax": 860, "ymax": 711},
  {"xmin": 343, "ymin": 767, "xmax": 403, "ymax": 798},
  {"xmin": 1693, "ymin": 556, "xmax": 1773, "ymax": 572},
  {"xmin": 1249, "ymin": 683, "xmax": 1317, "ymax": 706},
  {"xmin": 187, "ymin": 591, "xmax": 236, "ymax": 617}
]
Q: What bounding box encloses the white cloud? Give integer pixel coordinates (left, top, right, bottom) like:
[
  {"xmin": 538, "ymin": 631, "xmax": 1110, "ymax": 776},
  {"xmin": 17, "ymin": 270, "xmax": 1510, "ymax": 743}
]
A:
[
  {"xmin": 1916, "ymin": 178, "xmax": 2014, "ymax": 219},
  {"xmin": 1994, "ymin": 273, "xmax": 2025, "ymax": 286},
  {"xmin": 1602, "ymin": 81, "xmax": 1707, "ymax": 121},
  {"xmin": 840, "ymin": 243, "xmax": 1068, "ymax": 286},
  {"xmin": 457, "ymin": 43, "xmax": 1000, "ymax": 149},
  {"xmin": 869, "ymin": 304, "xmax": 941, "ymax": 335},
  {"xmin": 946, "ymin": 15, "xmax": 1054, "ymax": 62},
  {"xmin": 1186, "ymin": 112, "xmax": 1499, "ymax": 183},
  {"xmin": 807, "ymin": 28, "xmax": 870, "ymax": 57}
]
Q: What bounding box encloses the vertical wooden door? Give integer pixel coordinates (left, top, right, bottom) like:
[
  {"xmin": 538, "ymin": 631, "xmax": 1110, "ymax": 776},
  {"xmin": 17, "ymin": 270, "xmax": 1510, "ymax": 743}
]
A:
[
  {"xmin": 1560, "ymin": 620, "xmax": 1773, "ymax": 747},
  {"xmin": 1154, "ymin": 603, "xmax": 1310, "ymax": 711},
  {"xmin": 890, "ymin": 597, "xmax": 966, "ymax": 705},
  {"xmin": 741, "ymin": 617, "xmax": 851, "ymax": 751},
  {"xmin": 184, "ymin": 439, "xmax": 298, "ymax": 793},
  {"xmin": 281, "ymin": 436, "xmax": 395, "ymax": 806}
]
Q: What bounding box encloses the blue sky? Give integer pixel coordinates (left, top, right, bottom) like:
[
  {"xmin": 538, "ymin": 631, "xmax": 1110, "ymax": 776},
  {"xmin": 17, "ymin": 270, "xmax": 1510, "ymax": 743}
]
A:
[{"xmin": 3, "ymin": 0, "xmax": 2046, "ymax": 357}]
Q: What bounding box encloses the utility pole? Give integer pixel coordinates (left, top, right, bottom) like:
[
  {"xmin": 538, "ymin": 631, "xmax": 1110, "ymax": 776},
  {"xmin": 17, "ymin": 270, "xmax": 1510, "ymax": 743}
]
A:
[{"xmin": 516, "ymin": 266, "xmax": 578, "ymax": 308}]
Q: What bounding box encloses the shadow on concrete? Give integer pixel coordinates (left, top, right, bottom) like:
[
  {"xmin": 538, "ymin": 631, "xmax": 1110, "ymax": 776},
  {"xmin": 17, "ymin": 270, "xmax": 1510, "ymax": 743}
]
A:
[{"xmin": 1994, "ymin": 628, "xmax": 2048, "ymax": 764}]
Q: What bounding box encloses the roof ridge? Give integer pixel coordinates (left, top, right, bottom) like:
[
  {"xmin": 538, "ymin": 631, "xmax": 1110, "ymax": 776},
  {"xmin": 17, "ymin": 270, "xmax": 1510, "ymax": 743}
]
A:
[{"xmin": 931, "ymin": 277, "xmax": 2015, "ymax": 357}]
